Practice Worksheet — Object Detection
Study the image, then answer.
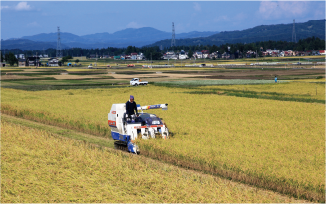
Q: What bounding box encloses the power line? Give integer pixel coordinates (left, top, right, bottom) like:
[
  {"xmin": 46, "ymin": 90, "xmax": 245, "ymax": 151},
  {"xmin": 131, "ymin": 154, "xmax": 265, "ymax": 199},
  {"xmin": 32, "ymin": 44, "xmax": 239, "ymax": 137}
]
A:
[
  {"xmin": 56, "ymin": 26, "xmax": 62, "ymax": 58},
  {"xmin": 171, "ymin": 22, "xmax": 176, "ymax": 48},
  {"xmin": 292, "ymin": 19, "xmax": 296, "ymax": 43}
]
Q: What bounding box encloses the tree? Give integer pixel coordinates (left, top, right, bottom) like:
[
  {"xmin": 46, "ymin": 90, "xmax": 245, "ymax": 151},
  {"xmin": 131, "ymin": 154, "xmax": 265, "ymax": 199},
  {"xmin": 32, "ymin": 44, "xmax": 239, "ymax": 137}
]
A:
[
  {"xmin": 4, "ymin": 53, "xmax": 9, "ymax": 62},
  {"xmin": 7, "ymin": 52, "xmax": 18, "ymax": 66},
  {"xmin": 1, "ymin": 53, "xmax": 3, "ymax": 62},
  {"xmin": 187, "ymin": 50, "xmax": 193, "ymax": 59},
  {"xmin": 75, "ymin": 59, "xmax": 80, "ymax": 63},
  {"xmin": 61, "ymin": 57, "xmax": 68, "ymax": 65}
]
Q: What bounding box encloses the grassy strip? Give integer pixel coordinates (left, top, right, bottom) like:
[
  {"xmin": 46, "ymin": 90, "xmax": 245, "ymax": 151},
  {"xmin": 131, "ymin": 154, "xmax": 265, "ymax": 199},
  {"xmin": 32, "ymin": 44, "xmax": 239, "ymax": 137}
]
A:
[
  {"xmin": 69, "ymin": 72, "xmax": 108, "ymax": 75},
  {"xmin": 154, "ymin": 80, "xmax": 288, "ymax": 87},
  {"xmin": 184, "ymin": 90, "xmax": 325, "ymax": 104},
  {"xmin": 1, "ymin": 77, "xmax": 57, "ymax": 81},
  {"xmin": 1, "ymin": 85, "xmax": 126, "ymax": 91},
  {"xmin": 6, "ymin": 73, "xmax": 61, "ymax": 76},
  {"xmin": 1, "ymin": 84, "xmax": 129, "ymax": 91},
  {"xmin": 1, "ymin": 114, "xmax": 114, "ymax": 149},
  {"xmin": 1, "ymin": 104, "xmax": 111, "ymax": 137}
]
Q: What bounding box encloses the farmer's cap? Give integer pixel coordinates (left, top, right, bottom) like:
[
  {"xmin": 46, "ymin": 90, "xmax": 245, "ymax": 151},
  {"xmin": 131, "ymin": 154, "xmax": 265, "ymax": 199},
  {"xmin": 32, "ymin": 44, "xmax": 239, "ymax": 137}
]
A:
[{"xmin": 130, "ymin": 95, "xmax": 134, "ymax": 99}]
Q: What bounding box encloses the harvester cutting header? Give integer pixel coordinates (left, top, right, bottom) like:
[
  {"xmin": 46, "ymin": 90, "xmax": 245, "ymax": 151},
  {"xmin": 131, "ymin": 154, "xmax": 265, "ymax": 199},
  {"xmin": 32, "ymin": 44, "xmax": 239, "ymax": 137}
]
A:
[{"xmin": 108, "ymin": 97, "xmax": 169, "ymax": 154}]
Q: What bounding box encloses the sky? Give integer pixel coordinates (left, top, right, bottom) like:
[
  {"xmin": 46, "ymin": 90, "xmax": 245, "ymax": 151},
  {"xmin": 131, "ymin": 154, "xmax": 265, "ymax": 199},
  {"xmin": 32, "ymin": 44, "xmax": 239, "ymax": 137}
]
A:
[{"xmin": 1, "ymin": 1, "xmax": 325, "ymax": 40}]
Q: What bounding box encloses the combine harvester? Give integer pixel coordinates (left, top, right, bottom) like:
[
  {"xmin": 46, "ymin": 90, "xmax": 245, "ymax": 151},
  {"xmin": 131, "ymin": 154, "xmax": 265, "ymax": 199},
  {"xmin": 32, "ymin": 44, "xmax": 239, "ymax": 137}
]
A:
[{"xmin": 108, "ymin": 103, "xmax": 169, "ymax": 154}]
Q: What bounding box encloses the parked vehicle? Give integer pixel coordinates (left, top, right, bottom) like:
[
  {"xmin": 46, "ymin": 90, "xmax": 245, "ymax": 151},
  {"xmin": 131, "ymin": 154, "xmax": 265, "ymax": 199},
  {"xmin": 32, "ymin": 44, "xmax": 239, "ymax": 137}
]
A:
[{"xmin": 130, "ymin": 78, "xmax": 148, "ymax": 86}]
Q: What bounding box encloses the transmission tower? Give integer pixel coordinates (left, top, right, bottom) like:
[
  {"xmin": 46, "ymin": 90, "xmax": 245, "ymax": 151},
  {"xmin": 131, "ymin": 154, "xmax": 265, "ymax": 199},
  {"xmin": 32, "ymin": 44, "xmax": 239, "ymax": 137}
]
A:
[
  {"xmin": 292, "ymin": 19, "xmax": 296, "ymax": 43},
  {"xmin": 171, "ymin": 22, "xmax": 176, "ymax": 48},
  {"xmin": 56, "ymin": 26, "xmax": 62, "ymax": 58}
]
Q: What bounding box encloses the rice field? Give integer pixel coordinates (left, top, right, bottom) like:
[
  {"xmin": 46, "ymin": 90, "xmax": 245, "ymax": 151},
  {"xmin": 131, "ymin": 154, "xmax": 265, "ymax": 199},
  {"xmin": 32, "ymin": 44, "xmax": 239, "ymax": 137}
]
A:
[
  {"xmin": 201, "ymin": 81, "xmax": 325, "ymax": 100},
  {"xmin": 156, "ymin": 79, "xmax": 288, "ymax": 86},
  {"xmin": 2, "ymin": 121, "xmax": 308, "ymax": 203},
  {"xmin": 1, "ymin": 82, "xmax": 324, "ymax": 201}
]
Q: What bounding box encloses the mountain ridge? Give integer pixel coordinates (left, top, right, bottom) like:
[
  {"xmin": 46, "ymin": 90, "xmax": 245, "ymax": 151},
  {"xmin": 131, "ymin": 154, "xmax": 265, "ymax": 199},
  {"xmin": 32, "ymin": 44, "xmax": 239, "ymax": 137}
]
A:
[
  {"xmin": 13, "ymin": 27, "xmax": 218, "ymax": 48},
  {"xmin": 149, "ymin": 19, "xmax": 325, "ymax": 47}
]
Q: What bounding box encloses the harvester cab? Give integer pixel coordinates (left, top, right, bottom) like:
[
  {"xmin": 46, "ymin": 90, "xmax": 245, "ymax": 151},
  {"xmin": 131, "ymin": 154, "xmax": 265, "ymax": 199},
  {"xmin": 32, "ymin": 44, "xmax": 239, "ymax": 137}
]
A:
[{"xmin": 108, "ymin": 103, "xmax": 169, "ymax": 154}]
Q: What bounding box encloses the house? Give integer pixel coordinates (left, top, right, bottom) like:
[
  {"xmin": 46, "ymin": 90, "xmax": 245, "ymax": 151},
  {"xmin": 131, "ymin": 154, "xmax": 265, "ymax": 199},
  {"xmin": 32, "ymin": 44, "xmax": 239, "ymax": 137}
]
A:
[
  {"xmin": 179, "ymin": 54, "xmax": 187, "ymax": 60},
  {"xmin": 210, "ymin": 51, "xmax": 220, "ymax": 59},
  {"xmin": 48, "ymin": 58, "xmax": 59, "ymax": 66},
  {"xmin": 201, "ymin": 50, "xmax": 210, "ymax": 58},
  {"xmin": 27, "ymin": 57, "xmax": 40, "ymax": 66},
  {"xmin": 246, "ymin": 50, "xmax": 255, "ymax": 58},
  {"xmin": 163, "ymin": 52, "xmax": 177, "ymax": 60},
  {"xmin": 130, "ymin": 53, "xmax": 138, "ymax": 60},
  {"xmin": 305, "ymin": 50, "xmax": 312, "ymax": 56},
  {"xmin": 179, "ymin": 50, "xmax": 187, "ymax": 60},
  {"xmin": 280, "ymin": 51, "xmax": 291, "ymax": 57},
  {"xmin": 195, "ymin": 52, "xmax": 202, "ymax": 59},
  {"xmin": 221, "ymin": 52, "xmax": 230, "ymax": 59},
  {"xmin": 311, "ymin": 50, "xmax": 319, "ymax": 55},
  {"xmin": 137, "ymin": 53, "xmax": 145, "ymax": 60},
  {"xmin": 18, "ymin": 59, "xmax": 26, "ymax": 67},
  {"xmin": 319, "ymin": 50, "xmax": 326, "ymax": 55},
  {"xmin": 19, "ymin": 54, "xmax": 25, "ymax": 59},
  {"xmin": 271, "ymin": 52, "xmax": 278, "ymax": 57},
  {"xmin": 262, "ymin": 51, "xmax": 270, "ymax": 56},
  {"xmin": 114, "ymin": 56, "xmax": 121, "ymax": 60}
]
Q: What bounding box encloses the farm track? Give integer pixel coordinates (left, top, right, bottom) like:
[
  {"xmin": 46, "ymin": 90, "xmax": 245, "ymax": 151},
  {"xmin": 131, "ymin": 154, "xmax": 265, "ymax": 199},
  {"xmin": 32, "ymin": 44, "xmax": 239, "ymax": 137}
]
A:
[{"xmin": 0, "ymin": 114, "xmax": 315, "ymax": 202}]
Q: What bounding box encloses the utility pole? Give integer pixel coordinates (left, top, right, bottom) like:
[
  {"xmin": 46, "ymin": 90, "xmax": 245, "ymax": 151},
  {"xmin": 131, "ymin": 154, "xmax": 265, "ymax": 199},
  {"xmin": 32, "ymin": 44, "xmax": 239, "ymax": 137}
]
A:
[
  {"xmin": 171, "ymin": 22, "xmax": 176, "ymax": 48},
  {"xmin": 95, "ymin": 53, "xmax": 98, "ymax": 67},
  {"xmin": 292, "ymin": 19, "xmax": 296, "ymax": 43},
  {"xmin": 36, "ymin": 52, "xmax": 38, "ymax": 67}
]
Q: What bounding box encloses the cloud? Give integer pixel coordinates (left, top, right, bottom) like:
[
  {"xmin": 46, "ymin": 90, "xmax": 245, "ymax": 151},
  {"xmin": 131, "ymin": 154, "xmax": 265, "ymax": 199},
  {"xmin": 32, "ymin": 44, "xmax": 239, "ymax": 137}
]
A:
[
  {"xmin": 15, "ymin": 2, "xmax": 32, "ymax": 11},
  {"xmin": 259, "ymin": 1, "xmax": 310, "ymax": 19},
  {"xmin": 312, "ymin": 3, "xmax": 325, "ymax": 19},
  {"xmin": 126, "ymin": 21, "xmax": 143, "ymax": 29},
  {"xmin": 214, "ymin": 15, "xmax": 229, "ymax": 22},
  {"xmin": 27, "ymin": 22, "xmax": 40, "ymax": 27},
  {"xmin": 193, "ymin": 2, "xmax": 201, "ymax": 12},
  {"xmin": 0, "ymin": 2, "xmax": 33, "ymax": 11},
  {"xmin": 234, "ymin": 12, "xmax": 247, "ymax": 21},
  {"xmin": 1, "ymin": 5, "xmax": 9, "ymax": 10}
]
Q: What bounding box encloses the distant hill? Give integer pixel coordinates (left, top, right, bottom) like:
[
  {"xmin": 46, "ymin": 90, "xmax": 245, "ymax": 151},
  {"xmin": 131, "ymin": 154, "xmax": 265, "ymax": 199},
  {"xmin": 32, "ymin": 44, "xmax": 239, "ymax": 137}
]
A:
[
  {"xmin": 1, "ymin": 39, "xmax": 70, "ymax": 50},
  {"xmin": 149, "ymin": 20, "xmax": 326, "ymax": 47},
  {"xmin": 3, "ymin": 27, "xmax": 219, "ymax": 50}
]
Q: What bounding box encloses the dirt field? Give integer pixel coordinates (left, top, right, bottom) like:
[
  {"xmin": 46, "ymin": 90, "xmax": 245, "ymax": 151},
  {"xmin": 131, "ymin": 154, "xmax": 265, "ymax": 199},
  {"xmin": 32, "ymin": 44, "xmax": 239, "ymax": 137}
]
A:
[
  {"xmin": 43, "ymin": 74, "xmax": 107, "ymax": 80},
  {"xmin": 106, "ymin": 72, "xmax": 210, "ymax": 80}
]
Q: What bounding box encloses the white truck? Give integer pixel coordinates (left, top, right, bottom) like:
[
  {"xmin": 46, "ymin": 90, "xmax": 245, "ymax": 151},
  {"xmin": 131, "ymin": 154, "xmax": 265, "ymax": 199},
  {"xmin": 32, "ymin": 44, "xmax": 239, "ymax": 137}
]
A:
[{"xmin": 130, "ymin": 78, "xmax": 148, "ymax": 86}]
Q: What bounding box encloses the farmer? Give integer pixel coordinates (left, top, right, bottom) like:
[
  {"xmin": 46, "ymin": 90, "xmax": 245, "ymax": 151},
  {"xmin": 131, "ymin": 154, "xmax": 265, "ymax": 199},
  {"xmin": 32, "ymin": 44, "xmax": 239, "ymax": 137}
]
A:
[
  {"xmin": 126, "ymin": 95, "xmax": 138, "ymax": 117},
  {"xmin": 275, "ymin": 76, "xmax": 278, "ymax": 83}
]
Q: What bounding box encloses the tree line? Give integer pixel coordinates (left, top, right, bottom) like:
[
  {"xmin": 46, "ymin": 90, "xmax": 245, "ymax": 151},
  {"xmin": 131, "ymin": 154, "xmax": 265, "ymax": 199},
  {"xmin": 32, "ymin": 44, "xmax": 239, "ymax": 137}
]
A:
[{"xmin": 2, "ymin": 37, "xmax": 324, "ymax": 62}]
